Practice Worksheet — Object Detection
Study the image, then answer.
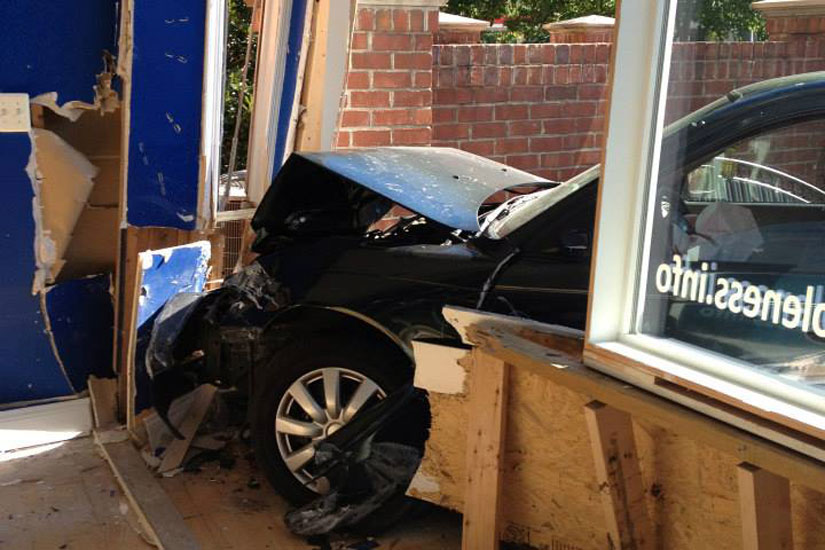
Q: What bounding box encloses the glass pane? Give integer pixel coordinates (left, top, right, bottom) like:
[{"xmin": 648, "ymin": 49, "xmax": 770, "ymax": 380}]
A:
[{"xmin": 637, "ymin": 0, "xmax": 825, "ymax": 393}]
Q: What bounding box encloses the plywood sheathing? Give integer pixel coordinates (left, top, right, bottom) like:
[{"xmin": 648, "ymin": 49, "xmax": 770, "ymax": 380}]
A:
[{"xmin": 413, "ymin": 310, "xmax": 825, "ymax": 549}]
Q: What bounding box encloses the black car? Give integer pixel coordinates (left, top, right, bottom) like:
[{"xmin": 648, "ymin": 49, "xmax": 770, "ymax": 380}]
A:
[{"xmin": 148, "ymin": 71, "xmax": 825, "ymax": 506}]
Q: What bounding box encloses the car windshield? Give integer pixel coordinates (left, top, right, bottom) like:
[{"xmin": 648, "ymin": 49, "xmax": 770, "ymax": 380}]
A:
[{"xmin": 480, "ymin": 164, "xmax": 599, "ymax": 239}]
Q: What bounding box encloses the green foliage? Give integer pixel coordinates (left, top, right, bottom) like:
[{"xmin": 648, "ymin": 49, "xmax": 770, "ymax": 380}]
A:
[
  {"xmin": 221, "ymin": 0, "xmax": 258, "ymax": 175},
  {"xmin": 447, "ymin": 0, "xmax": 766, "ymax": 43}
]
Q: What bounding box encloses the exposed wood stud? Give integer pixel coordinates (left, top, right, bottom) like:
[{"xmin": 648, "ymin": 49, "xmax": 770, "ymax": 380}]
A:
[
  {"xmin": 738, "ymin": 462, "xmax": 794, "ymax": 550},
  {"xmin": 461, "ymin": 349, "xmax": 509, "ymax": 550},
  {"xmin": 584, "ymin": 401, "xmax": 652, "ymax": 550}
]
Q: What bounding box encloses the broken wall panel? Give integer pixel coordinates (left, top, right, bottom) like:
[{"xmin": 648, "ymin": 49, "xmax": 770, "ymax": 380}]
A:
[
  {"xmin": 0, "ymin": 1, "xmax": 118, "ymax": 109},
  {"xmin": 133, "ymin": 242, "xmax": 211, "ymax": 413},
  {"xmin": 125, "ymin": 1, "xmax": 208, "ymax": 230},
  {"xmin": 0, "ymin": 134, "xmax": 74, "ymax": 404}
]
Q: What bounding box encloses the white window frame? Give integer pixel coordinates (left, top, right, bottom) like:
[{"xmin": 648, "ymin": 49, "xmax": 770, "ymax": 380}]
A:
[{"xmin": 584, "ymin": 0, "xmax": 825, "ymax": 454}]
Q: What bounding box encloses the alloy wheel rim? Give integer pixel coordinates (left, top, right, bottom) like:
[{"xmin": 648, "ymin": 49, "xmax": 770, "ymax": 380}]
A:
[{"xmin": 274, "ymin": 367, "xmax": 386, "ymax": 492}]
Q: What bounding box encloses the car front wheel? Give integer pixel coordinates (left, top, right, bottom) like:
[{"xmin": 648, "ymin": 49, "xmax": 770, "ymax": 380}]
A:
[{"xmin": 250, "ymin": 335, "xmax": 414, "ymax": 505}]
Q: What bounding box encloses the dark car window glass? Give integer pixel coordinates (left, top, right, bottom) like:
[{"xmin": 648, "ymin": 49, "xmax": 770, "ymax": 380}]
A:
[{"xmin": 641, "ymin": 115, "xmax": 825, "ymax": 393}]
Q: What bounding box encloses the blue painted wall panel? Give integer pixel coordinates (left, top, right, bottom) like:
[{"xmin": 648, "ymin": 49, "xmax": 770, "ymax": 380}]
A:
[
  {"xmin": 127, "ymin": 1, "xmax": 207, "ymax": 229},
  {"xmin": 46, "ymin": 275, "xmax": 115, "ymax": 391},
  {"xmin": 134, "ymin": 243, "xmax": 210, "ymax": 411},
  {"xmin": 0, "ymin": 134, "xmax": 75, "ymax": 404},
  {"xmin": 0, "ymin": 1, "xmax": 117, "ymax": 104}
]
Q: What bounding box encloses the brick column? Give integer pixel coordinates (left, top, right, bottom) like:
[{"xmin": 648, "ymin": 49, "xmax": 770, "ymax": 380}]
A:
[
  {"xmin": 753, "ymin": 0, "xmax": 825, "ymax": 41},
  {"xmin": 336, "ymin": 0, "xmax": 446, "ymax": 149}
]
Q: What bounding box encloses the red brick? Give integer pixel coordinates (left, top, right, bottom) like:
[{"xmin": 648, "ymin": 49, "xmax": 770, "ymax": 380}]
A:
[
  {"xmin": 495, "ymin": 104, "xmax": 529, "ymax": 120},
  {"xmin": 394, "ymin": 52, "xmax": 432, "ymax": 69},
  {"xmin": 415, "ymin": 34, "xmax": 433, "ymax": 52},
  {"xmin": 427, "ymin": 10, "xmax": 438, "ymax": 31},
  {"xmin": 435, "ymin": 68, "xmax": 455, "ymax": 87},
  {"xmin": 336, "ymin": 131, "xmax": 351, "ymax": 148},
  {"xmin": 373, "ymin": 33, "xmax": 413, "ymax": 51},
  {"xmin": 542, "ymin": 119, "xmax": 575, "ymax": 134},
  {"xmin": 350, "ymin": 91, "xmax": 390, "ymax": 108},
  {"xmin": 409, "ymin": 10, "xmax": 425, "ymax": 31},
  {"xmin": 569, "ymin": 45, "xmax": 583, "ymax": 64},
  {"xmin": 414, "ymin": 71, "xmax": 432, "ymax": 87},
  {"xmin": 373, "ymin": 108, "xmax": 431, "ymax": 126},
  {"xmin": 563, "ymin": 133, "xmax": 597, "ymax": 149},
  {"xmin": 460, "ymin": 140, "xmax": 495, "ymax": 156},
  {"xmin": 459, "ymin": 105, "xmax": 493, "ymax": 122},
  {"xmin": 351, "ymin": 52, "xmax": 391, "ymax": 70},
  {"xmin": 472, "ymin": 87, "xmax": 509, "ymax": 103},
  {"xmin": 394, "ymin": 90, "xmax": 432, "ymax": 107},
  {"xmin": 513, "ymin": 45, "xmax": 527, "ymax": 64},
  {"xmin": 495, "ymin": 138, "xmax": 528, "ymax": 155},
  {"xmin": 392, "ymin": 127, "xmax": 431, "ymax": 145},
  {"xmin": 393, "ymin": 9, "xmax": 409, "ymax": 31},
  {"xmin": 544, "ymin": 85, "xmax": 578, "ymax": 100},
  {"xmin": 433, "ymin": 107, "xmax": 455, "ymax": 123},
  {"xmin": 434, "ymin": 124, "xmax": 469, "ymax": 140},
  {"xmin": 530, "ymin": 104, "xmax": 561, "ymax": 119},
  {"xmin": 530, "ymin": 136, "xmax": 563, "ymax": 152},
  {"xmin": 506, "ymin": 154, "xmax": 539, "ymax": 170},
  {"xmin": 376, "ymin": 9, "xmax": 392, "ymax": 31},
  {"xmin": 346, "ymin": 71, "xmax": 370, "ymax": 90},
  {"xmin": 578, "ymin": 84, "xmax": 606, "ymax": 100},
  {"xmin": 433, "ymin": 87, "xmax": 471, "ymax": 105},
  {"xmin": 341, "ymin": 110, "xmax": 370, "ymax": 127},
  {"xmin": 509, "ymin": 120, "xmax": 541, "ymax": 136},
  {"xmin": 351, "ymin": 32, "xmax": 369, "ymax": 50},
  {"xmin": 455, "ymin": 46, "xmax": 471, "ymax": 66},
  {"xmin": 352, "ymin": 129, "xmax": 392, "ymax": 147},
  {"xmin": 472, "ymin": 122, "xmax": 507, "ymax": 138},
  {"xmin": 510, "ymin": 87, "xmax": 543, "ymax": 102},
  {"xmin": 541, "ymin": 152, "xmax": 574, "ymax": 168},
  {"xmin": 374, "ymin": 71, "xmax": 412, "ymax": 88},
  {"xmin": 356, "ymin": 9, "xmax": 374, "ymax": 31}
]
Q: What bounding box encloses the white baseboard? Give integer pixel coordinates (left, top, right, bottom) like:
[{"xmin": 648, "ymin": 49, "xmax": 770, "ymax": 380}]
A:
[{"xmin": 0, "ymin": 397, "xmax": 92, "ymax": 452}]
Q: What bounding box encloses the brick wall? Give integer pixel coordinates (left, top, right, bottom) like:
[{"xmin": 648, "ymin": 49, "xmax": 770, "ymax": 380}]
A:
[
  {"xmin": 336, "ymin": 4, "xmax": 439, "ymax": 149},
  {"xmin": 431, "ymin": 43, "xmax": 610, "ymax": 182},
  {"xmin": 428, "ymin": 39, "xmax": 825, "ymax": 182}
]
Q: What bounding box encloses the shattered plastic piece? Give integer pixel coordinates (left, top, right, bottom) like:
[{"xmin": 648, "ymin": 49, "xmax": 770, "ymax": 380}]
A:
[{"xmin": 284, "ymin": 443, "xmax": 421, "ymax": 536}]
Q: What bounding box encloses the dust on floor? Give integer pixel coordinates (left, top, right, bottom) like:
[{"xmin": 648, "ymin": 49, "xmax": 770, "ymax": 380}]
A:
[{"xmin": 0, "ymin": 436, "xmax": 461, "ymax": 550}]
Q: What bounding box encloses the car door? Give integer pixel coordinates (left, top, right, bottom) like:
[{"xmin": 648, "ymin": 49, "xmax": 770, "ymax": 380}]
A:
[{"xmin": 487, "ymin": 182, "xmax": 597, "ymax": 329}]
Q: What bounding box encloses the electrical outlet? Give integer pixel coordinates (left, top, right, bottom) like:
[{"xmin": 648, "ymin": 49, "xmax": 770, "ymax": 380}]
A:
[{"xmin": 0, "ymin": 94, "xmax": 31, "ymax": 133}]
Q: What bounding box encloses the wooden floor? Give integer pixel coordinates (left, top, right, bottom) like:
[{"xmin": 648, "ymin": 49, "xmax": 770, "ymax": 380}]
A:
[{"xmin": 0, "ymin": 437, "xmax": 462, "ymax": 550}]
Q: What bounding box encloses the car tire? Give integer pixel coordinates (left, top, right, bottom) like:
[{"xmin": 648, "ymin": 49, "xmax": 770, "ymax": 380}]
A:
[{"xmin": 250, "ymin": 333, "xmax": 420, "ymax": 506}]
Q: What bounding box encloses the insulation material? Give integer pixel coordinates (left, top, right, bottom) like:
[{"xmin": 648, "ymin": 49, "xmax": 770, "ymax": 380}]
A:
[
  {"xmin": 0, "ymin": 1, "xmax": 118, "ymax": 116},
  {"xmin": 134, "ymin": 242, "xmax": 211, "ymax": 412},
  {"xmin": 31, "ymin": 129, "xmax": 98, "ymax": 285},
  {"xmin": 124, "ymin": 1, "xmax": 208, "ymax": 229}
]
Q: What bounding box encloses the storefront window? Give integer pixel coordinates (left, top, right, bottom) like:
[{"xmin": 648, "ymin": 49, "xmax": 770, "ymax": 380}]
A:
[{"xmin": 636, "ymin": 0, "xmax": 825, "ymax": 395}]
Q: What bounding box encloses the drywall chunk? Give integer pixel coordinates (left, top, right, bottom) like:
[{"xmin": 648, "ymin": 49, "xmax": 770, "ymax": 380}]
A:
[{"xmin": 30, "ymin": 129, "xmax": 98, "ymax": 287}]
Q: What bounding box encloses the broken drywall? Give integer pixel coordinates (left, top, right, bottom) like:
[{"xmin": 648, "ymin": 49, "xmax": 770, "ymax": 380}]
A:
[
  {"xmin": 0, "ymin": 1, "xmax": 119, "ymax": 113},
  {"xmin": 0, "ymin": 133, "xmax": 75, "ymax": 404},
  {"xmin": 134, "ymin": 242, "xmax": 211, "ymax": 412},
  {"xmin": 31, "ymin": 129, "xmax": 99, "ymax": 286}
]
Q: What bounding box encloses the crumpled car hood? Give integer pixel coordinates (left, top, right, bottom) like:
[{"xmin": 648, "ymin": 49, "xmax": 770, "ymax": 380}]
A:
[{"xmin": 258, "ymin": 147, "xmax": 550, "ymax": 234}]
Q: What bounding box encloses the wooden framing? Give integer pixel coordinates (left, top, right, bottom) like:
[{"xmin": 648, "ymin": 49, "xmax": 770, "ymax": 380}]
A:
[
  {"xmin": 420, "ymin": 306, "xmax": 825, "ymax": 549},
  {"xmin": 584, "ymin": 401, "xmax": 652, "ymax": 550},
  {"xmin": 461, "ymin": 350, "xmax": 509, "ymax": 550},
  {"xmin": 738, "ymin": 463, "xmax": 794, "ymax": 550}
]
